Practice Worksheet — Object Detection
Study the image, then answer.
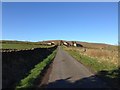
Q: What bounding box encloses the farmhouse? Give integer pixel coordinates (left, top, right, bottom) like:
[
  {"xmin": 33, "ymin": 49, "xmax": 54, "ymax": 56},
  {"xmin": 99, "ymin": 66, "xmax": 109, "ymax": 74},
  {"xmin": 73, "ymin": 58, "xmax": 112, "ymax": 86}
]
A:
[
  {"xmin": 76, "ymin": 43, "xmax": 83, "ymax": 47},
  {"xmin": 71, "ymin": 41, "xmax": 83, "ymax": 47},
  {"xmin": 73, "ymin": 43, "xmax": 77, "ymax": 47},
  {"xmin": 47, "ymin": 42, "xmax": 52, "ymax": 45},
  {"xmin": 71, "ymin": 41, "xmax": 76, "ymax": 47},
  {"xmin": 47, "ymin": 42, "xmax": 55, "ymax": 45},
  {"xmin": 59, "ymin": 40, "xmax": 83, "ymax": 47},
  {"xmin": 51, "ymin": 42, "xmax": 55, "ymax": 45},
  {"xmin": 63, "ymin": 42, "xmax": 68, "ymax": 46},
  {"xmin": 63, "ymin": 42, "xmax": 71, "ymax": 47}
]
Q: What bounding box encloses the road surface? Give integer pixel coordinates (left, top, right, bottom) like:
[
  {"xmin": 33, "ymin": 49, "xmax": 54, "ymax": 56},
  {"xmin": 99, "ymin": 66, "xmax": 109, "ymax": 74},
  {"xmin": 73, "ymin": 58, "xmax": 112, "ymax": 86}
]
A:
[{"xmin": 45, "ymin": 46, "xmax": 108, "ymax": 88}]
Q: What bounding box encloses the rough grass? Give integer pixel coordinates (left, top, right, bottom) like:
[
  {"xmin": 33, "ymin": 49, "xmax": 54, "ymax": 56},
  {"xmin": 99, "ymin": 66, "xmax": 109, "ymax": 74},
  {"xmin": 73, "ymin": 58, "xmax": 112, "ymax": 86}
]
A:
[
  {"xmin": 63, "ymin": 46, "xmax": 118, "ymax": 76},
  {"xmin": 15, "ymin": 49, "xmax": 57, "ymax": 89},
  {"xmin": 63, "ymin": 46, "xmax": 120, "ymax": 88},
  {"xmin": 77, "ymin": 41, "xmax": 118, "ymax": 51},
  {"xmin": 82, "ymin": 49, "xmax": 118, "ymax": 66},
  {"xmin": 64, "ymin": 47, "xmax": 118, "ymax": 66},
  {"xmin": 66, "ymin": 50, "xmax": 117, "ymax": 72}
]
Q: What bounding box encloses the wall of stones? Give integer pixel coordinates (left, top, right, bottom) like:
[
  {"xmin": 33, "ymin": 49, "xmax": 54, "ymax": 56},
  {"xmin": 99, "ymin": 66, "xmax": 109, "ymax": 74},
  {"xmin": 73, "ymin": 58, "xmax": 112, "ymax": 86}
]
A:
[{"xmin": 2, "ymin": 46, "xmax": 57, "ymax": 88}]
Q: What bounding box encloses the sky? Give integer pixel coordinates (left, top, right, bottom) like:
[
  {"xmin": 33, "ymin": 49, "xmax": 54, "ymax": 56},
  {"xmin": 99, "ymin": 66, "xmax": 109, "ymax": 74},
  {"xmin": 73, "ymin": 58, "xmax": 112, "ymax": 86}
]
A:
[{"xmin": 2, "ymin": 2, "xmax": 118, "ymax": 45}]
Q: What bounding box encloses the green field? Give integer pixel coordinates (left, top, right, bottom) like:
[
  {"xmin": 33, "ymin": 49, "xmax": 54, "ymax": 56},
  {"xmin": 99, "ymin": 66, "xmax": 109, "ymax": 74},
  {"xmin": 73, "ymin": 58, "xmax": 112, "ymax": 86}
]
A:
[
  {"xmin": 2, "ymin": 43, "xmax": 53, "ymax": 49},
  {"xmin": 1, "ymin": 40, "xmax": 53, "ymax": 49}
]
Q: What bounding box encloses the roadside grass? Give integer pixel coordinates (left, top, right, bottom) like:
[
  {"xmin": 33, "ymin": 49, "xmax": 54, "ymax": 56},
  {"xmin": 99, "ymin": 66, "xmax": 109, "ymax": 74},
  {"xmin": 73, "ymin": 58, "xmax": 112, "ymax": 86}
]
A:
[
  {"xmin": 63, "ymin": 46, "xmax": 119, "ymax": 88},
  {"xmin": 66, "ymin": 50, "xmax": 117, "ymax": 72},
  {"xmin": 63, "ymin": 46, "xmax": 118, "ymax": 76},
  {"xmin": 81, "ymin": 48, "xmax": 118, "ymax": 66},
  {"xmin": 64, "ymin": 46, "xmax": 118, "ymax": 66},
  {"xmin": 15, "ymin": 49, "xmax": 57, "ymax": 89}
]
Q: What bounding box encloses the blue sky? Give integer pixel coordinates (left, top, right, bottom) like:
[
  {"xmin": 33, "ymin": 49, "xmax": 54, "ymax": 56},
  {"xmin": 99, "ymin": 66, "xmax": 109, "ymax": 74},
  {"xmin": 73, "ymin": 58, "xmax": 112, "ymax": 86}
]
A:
[{"xmin": 2, "ymin": 2, "xmax": 118, "ymax": 45}]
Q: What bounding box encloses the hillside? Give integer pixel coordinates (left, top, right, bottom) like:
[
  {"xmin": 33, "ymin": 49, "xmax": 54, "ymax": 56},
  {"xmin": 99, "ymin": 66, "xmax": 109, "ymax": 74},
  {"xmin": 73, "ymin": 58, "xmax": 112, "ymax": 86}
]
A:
[
  {"xmin": 41, "ymin": 40, "xmax": 117, "ymax": 51},
  {"xmin": 1, "ymin": 40, "xmax": 118, "ymax": 51}
]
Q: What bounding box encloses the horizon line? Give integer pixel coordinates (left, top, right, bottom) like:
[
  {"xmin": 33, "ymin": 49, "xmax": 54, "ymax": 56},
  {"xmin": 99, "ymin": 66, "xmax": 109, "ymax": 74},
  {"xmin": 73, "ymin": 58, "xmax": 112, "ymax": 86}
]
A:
[{"xmin": 0, "ymin": 39, "xmax": 118, "ymax": 45}]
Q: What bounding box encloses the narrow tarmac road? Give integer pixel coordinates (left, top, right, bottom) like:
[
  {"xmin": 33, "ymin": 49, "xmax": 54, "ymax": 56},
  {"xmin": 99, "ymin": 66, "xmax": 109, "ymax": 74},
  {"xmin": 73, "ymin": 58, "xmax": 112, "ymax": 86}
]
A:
[{"xmin": 46, "ymin": 46, "xmax": 108, "ymax": 88}]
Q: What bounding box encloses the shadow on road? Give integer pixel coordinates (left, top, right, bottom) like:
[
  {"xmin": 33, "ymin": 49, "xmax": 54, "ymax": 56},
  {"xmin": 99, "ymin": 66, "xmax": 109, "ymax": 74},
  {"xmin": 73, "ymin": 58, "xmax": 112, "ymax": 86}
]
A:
[
  {"xmin": 96, "ymin": 68, "xmax": 120, "ymax": 89},
  {"xmin": 41, "ymin": 68, "xmax": 120, "ymax": 89},
  {"xmin": 45, "ymin": 76, "xmax": 107, "ymax": 88}
]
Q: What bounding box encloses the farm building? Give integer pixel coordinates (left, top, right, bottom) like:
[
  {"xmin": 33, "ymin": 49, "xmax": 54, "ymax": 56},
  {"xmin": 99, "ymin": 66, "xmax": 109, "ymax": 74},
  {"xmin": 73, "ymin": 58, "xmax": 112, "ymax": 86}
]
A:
[
  {"xmin": 71, "ymin": 41, "xmax": 83, "ymax": 47},
  {"xmin": 63, "ymin": 42, "xmax": 71, "ymax": 47},
  {"xmin": 63, "ymin": 42, "xmax": 68, "ymax": 46},
  {"xmin": 47, "ymin": 42, "xmax": 55, "ymax": 45},
  {"xmin": 51, "ymin": 42, "xmax": 55, "ymax": 45}
]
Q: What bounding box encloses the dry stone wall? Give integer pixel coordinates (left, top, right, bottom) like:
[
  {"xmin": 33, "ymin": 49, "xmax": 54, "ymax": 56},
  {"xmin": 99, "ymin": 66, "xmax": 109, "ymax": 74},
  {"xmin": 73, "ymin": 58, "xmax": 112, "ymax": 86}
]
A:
[{"xmin": 2, "ymin": 46, "xmax": 57, "ymax": 88}]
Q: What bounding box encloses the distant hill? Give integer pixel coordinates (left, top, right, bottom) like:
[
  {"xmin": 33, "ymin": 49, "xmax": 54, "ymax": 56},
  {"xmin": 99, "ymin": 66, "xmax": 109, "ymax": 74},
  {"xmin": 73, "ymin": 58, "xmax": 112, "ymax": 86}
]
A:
[{"xmin": 1, "ymin": 40, "xmax": 117, "ymax": 51}]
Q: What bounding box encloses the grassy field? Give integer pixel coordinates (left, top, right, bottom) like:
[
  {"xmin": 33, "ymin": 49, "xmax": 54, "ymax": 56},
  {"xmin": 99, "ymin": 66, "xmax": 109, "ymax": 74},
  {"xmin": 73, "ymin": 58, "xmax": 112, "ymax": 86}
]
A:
[
  {"xmin": 1, "ymin": 40, "xmax": 53, "ymax": 49},
  {"xmin": 2, "ymin": 43, "xmax": 53, "ymax": 49}
]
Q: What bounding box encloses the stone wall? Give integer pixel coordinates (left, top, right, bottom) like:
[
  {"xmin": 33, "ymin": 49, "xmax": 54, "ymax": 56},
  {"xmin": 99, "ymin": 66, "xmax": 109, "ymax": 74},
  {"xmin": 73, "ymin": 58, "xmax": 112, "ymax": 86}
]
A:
[{"xmin": 2, "ymin": 46, "xmax": 57, "ymax": 88}]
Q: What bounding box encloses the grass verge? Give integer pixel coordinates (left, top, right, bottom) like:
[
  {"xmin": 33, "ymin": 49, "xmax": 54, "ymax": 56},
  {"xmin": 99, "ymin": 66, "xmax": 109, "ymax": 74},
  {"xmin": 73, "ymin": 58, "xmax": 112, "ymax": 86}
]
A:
[
  {"xmin": 67, "ymin": 50, "xmax": 117, "ymax": 72},
  {"xmin": 64, "ymin": 48, "xmax": 119, "ymax": 88},
  {"xmin": 15, "ymin": 49, "xmax": 57, "ymax": 89}
]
